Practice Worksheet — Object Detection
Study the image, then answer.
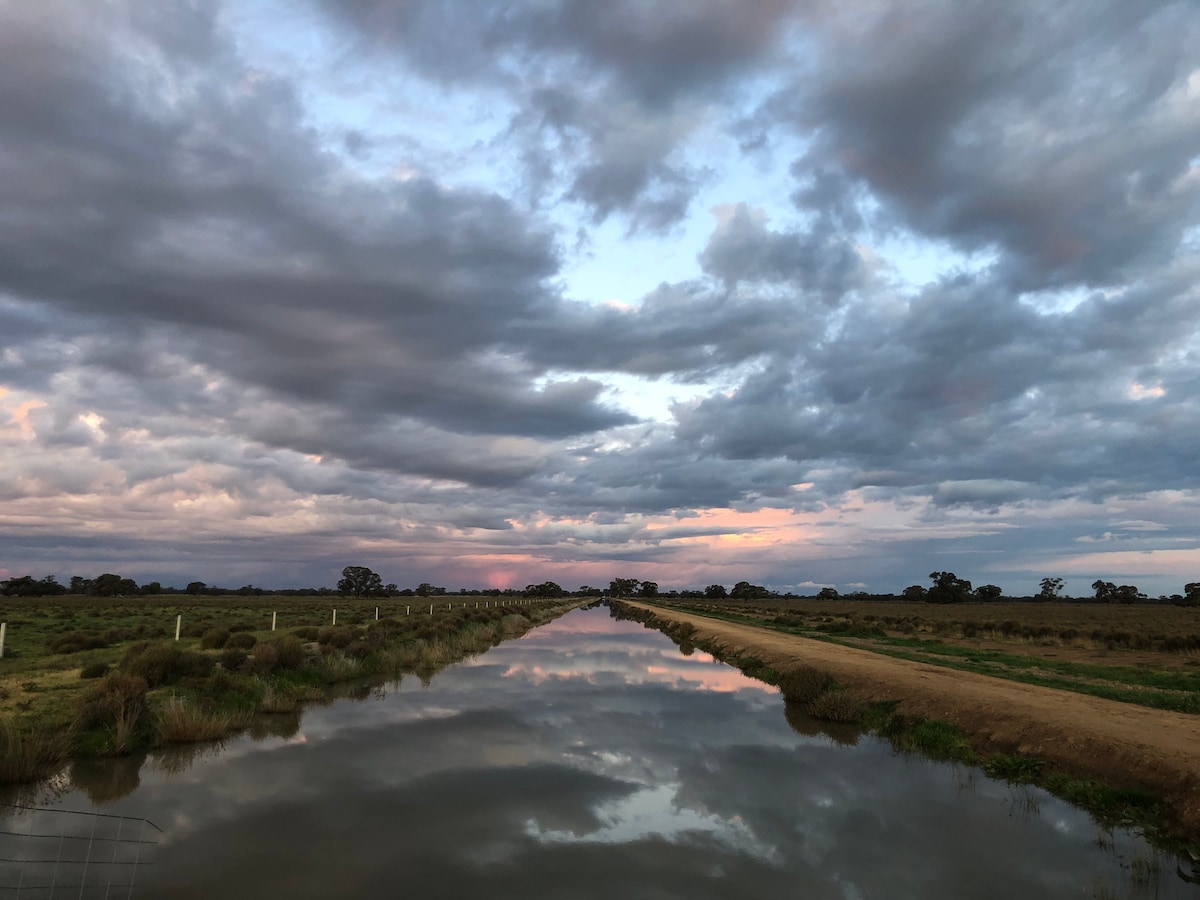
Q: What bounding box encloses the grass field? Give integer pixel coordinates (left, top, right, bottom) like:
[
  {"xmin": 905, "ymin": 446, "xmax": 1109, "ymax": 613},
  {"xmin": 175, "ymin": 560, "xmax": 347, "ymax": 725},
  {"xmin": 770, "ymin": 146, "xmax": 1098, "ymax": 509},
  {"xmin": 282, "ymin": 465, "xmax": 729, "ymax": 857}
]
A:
[
  {"xmin": 646, "ymin": 598, "xmax": 1200, "ymax": 713},
  {"xmin": 0, "ymin": 594, "xmax": 578, "ymax": 782}
]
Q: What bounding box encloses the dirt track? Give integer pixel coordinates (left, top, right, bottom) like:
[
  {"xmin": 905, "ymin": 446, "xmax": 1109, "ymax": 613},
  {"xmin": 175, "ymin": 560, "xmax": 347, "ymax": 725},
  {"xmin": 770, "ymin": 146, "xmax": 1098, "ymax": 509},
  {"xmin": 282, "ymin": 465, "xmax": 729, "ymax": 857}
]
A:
[{"xmin": 627, "ymin": 602, "xmax": 1200, "ymax": 837}]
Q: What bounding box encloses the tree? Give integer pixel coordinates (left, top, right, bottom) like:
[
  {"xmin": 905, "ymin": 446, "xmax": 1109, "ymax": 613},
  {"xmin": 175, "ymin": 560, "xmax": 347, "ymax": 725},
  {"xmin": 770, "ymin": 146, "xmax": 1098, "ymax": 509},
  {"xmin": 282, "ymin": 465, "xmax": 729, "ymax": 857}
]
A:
[
  {"xmin": 816, "ymin": 587, "xmax": 840, "ymax": 600},
  {"xmin": 524, "ymin": 581, "xmax": 564, "ymax": 598},
  {"xmin": 92, "ymin": 573, "xmax": 138, "ymax": 596},
  {"xmin": 1092, "ymin": 580, "xmax": 1116, "ymax": 602},
  {"xmin": 974, "ymin": 584, "xmax": 1003, "ymax": 601},
  {"xmin": 186, "ymin": 581, "xmax": 207, "ymax": 595},
  {"xmin": 638, "ymin": 581, "xmax": 659, "ymax": 598},
  {"xmin": 730, "ymin": 581, "xmax": 769, "ymax": 600},
  {"xmin": 927, "ymin": 571, "xmax": 972, "ymax": 604},
  {"xmin": 338, "ymin": 566, "xmax": 384, "ymax": 597},
  {"xmin": 704, "ymin": 584, "xmax": 727, "ymax": 599},
  {"xmin": 69, "ymin": 575, "xmax": 92, "ymax": 595},
  {"xmin": 1038, "ymin": 577, "xmax": 1064, "ymax": 600},
  {"xmin": 902, "ymin": 585, "xmax": 927, "ymax": 600},
  {"xmin": 607, "ymin": 578, "xmax": 640, "ymax": 597},
  {"xmin": 1183, "ymin": 583, "xmax": 1200, "ymax": 606}
]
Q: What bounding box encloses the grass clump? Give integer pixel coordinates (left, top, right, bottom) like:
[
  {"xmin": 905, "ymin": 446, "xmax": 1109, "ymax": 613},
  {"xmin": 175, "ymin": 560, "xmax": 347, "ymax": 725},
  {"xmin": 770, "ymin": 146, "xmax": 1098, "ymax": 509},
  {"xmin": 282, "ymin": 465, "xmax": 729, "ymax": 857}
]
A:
[
  {"xmin": 200, "ymin": 627, "xmax": 230, "ymax": 650},
  {"xmin": 74, "ymin": 673, "xmax": 150, "ymax": 755},
  {"xmin": 883, "ymin": 717, "xmax": 977, "ymax": 765},
  {"xmin": 157, "ymin": 695, "xmax": 250, "ymax": 744},
  {"xmin": 79, "ymin": 662, "xmax": 109, "ymax": 680},
  {"xmin": 226, "ymin": 632, "xmax": 257, "ymax": 650},
  {"xmin": 807, "ymin": 689, "xmax": 866, "ymax": 724},
  {"xmin": 0, "ymin": 722, "xmax": 67, "ymax": 783},
  {"xmin": 984, "ymin": 753, "xmax": 1045, "ymax": 782},
  {"xmin": 777, "ymin": 666, "xmax": 837, "ymax": 704},
  {"xmin": 120, "ymin": 642, "xmax": 212, "ymax": 688}
]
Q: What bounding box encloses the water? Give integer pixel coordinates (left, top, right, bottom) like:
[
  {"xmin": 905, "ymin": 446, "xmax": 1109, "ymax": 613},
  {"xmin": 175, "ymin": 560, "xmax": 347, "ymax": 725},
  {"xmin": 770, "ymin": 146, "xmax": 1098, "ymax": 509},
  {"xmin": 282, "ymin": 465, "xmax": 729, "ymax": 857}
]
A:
[{"xmin": 2, "ymin": 606, "xmax": 1195, "ymax": 898}]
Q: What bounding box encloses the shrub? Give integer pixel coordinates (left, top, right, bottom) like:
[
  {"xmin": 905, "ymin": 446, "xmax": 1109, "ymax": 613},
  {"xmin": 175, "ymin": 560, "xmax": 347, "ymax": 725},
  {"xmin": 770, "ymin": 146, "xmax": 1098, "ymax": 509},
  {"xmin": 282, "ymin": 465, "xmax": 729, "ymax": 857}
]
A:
[
  {"xmin": 226, "ymin": 632, "xmax": 257, "ymax": 650},
  {"xmin": 200, "ymin": 627, "xmax": 230, "ymax": 650},
  {"xmin": 157, "ymin": 695, "xmax": 249, "ymax": 743},
  {"xmin": 220, "ymin": 648, "xmax": 248, "ymax": 671},
  {"xmin": 75, "ymin": 673, "xmax": 149, "ymax": 753},
  {"xmin": 79, "ymin": 662, "xmax": 109, "ymax": 680},
  {"xmin": 121, "ymin": 642, "xmax": 213, "ymax": 687},
  {"xmin": 248, "ymin": 635, "xmax": 307, "ymax": 676},
  {"xmin": 46, "ymin": 631, "xmax": 108, "ymax": 654},
  {"xmin": 318, "ymin": 626, "xmax": 355, "ymax": 648},
  {"xmin": 777, "ymin": 666, "xmax": 836, "ymax": 704},
  {"xmin": 0, "ymin": 722, "xmax": 66, "ymax": 784},
  {"xmin": 291, "ymin": 626, "xmax": 319, "ymax": 641},
  {"xmin": 807, "ymin": 690, "xmax": 865, "ymax": 724}
]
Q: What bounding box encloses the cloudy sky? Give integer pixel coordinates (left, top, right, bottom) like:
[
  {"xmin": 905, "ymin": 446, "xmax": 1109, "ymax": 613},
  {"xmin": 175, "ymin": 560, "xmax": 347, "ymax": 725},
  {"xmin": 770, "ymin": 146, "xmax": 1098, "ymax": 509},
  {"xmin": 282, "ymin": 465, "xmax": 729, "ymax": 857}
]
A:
[{"xmin": 1, "ymin": 0, "xmax": 1198, "ymax": 595}]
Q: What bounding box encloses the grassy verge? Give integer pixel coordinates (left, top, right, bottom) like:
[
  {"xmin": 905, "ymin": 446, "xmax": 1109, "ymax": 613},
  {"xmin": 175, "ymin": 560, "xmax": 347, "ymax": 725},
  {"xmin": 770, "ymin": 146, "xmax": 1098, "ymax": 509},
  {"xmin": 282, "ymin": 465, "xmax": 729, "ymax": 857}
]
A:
[
  {"xmin": 613, "ymin": 601, "xmax": 1193, "ymax": 855},
  {"xmin": 0, "ymin": 598, "xmax": 578, "ymax": 782},
  {"xmin": 660, "ymin": 604, "xmax": 1200, "ymax": 714}
]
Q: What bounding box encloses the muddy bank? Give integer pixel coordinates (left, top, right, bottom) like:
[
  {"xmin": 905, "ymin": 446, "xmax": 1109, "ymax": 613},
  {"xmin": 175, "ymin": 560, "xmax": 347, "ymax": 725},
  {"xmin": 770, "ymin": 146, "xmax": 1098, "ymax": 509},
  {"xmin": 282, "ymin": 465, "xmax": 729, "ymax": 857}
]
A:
[{"xmin": 622, "ymin": 601, "xmax": 1200, "ymax": 841}]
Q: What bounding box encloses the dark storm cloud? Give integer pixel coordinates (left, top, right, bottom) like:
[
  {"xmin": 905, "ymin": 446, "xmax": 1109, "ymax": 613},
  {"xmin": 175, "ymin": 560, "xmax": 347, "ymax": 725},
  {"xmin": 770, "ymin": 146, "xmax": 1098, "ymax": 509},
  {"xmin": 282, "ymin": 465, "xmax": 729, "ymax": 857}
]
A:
[
  {"xmin": 783, "ymin": 0, "xmax": 1200, "ymax": 290},
  {"xmin": 0, "ymin": 0, "xmax": 636, "ymax": 458}
]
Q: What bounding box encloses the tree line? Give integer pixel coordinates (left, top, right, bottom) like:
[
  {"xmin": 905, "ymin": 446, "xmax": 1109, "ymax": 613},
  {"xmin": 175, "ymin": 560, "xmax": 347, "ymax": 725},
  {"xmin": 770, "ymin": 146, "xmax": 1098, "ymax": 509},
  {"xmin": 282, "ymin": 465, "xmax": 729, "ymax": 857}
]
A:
[{"xmin": 3, "ymin": 566, "xmax": 1199, "ymax": 606}]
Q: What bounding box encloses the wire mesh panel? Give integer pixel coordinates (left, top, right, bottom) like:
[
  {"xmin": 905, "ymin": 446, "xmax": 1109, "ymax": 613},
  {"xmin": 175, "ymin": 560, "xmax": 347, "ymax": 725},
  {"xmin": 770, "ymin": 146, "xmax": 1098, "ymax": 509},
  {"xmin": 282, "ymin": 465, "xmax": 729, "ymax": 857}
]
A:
[{"xmin": 0, "ymin": 804, "xmax": 161, "ymax": 899}]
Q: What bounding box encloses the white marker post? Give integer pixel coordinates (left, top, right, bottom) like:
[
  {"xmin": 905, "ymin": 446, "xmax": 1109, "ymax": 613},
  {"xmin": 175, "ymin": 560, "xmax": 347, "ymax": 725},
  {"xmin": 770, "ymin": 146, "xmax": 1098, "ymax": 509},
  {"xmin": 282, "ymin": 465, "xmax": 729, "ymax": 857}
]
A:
[
  {"xmin": 272, "ymin": 611, "xmax": 277, "ymax": 632},
  {"xmin": 175, "ymin": 615, "xmax": 181, "ymax": 642},
  {"xmin": 429, "ymin": 604, "xmax": 433, "ymax": 615},
  {"xmin": 406, "ymin": 606, "xmax": 410, "ymax": 616},
  {"xmin": 332, "ymin": 609, "xmax": 337, "ymax": 626},
  {"xmin": 0, "ymin": 622, "xmax": 6, "ymax": 659},
  {"xmin": 375, "ymin": 607, "xmax": 379, "ymax": 621}
]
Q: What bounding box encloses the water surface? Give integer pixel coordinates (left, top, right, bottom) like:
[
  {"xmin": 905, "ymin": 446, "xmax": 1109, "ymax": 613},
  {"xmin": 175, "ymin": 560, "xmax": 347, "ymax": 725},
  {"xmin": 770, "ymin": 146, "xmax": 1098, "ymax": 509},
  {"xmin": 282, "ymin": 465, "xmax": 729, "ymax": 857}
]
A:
[{"xmin": 3, "ymin": 606, "xmax": 1193, "ymax": 898}]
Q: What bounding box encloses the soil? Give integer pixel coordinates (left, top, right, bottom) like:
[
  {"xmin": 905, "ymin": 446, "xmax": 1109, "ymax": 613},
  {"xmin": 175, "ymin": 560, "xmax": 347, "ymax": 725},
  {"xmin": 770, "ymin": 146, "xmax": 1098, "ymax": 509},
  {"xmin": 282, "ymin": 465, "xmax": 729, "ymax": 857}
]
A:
[{"xmin": 627, "ymin": 602, "xmax": 1200, "ymax": 839}]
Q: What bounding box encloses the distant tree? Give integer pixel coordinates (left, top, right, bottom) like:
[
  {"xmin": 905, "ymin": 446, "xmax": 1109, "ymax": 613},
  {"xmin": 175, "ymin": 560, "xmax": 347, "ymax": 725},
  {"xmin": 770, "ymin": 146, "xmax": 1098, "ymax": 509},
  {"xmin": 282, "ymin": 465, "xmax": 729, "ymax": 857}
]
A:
[
  {"xmin": 638, "ymin": 581, "xmax": 659, "ymax": 598},
  {"xmin": 92, "ymin": 573, "xmax": 138, "ymax": 596},
  {"xmin": 927, "ymin": 571, "xmax": 972, "ymax": 604},
  {"xmin": 141, "ymin": 581, "xmax": 162, "ymax": 595},
  {"xmin": 1183, "ymin": 583, "xmax": 1200, "ymax": 606},
  {"xmin": 1037, "ymin": 577, "xmax": 1065, "ymax": 600},
  {"xmin": 339, "ymin": 566, "xmax": 384, "ymax": 597},
  {"xmin": 704, "ymin": 584, "xmax": 728, "ymax": 599},
  {"xmin": 1092, "ymin": 580, "xmax": 1116, "ymax": 602},
  {"xmin": 974, "ymin": 584, "xmax": 1003, "ymax": 601},
  {"xmin": 902, "ymin": 585, "xmax": 927, "ymax": 601},
  {"xmin": 1, "ymin": 575, "xmax": 42, "ymax": 597},
  {"xmin": 608, "ymin": 578, "xmax": 640, "ymax": 597},
  {"xmin": 524, "ymin": 581, "xmax": 564, "ymax": 598},
  {"xmin": 384, "ymin": 583, "xmax": 399, "ymax": 596},
  {"xmin": 730, "ymin": 581, "xmax": 770, "ymax": 600},
  {"xmin": 68, "ymin": 575, "xmax": 92, "ymax": 594},
  {"xmin": 186, "ymin": 581, "xmax": 207, "ymax": 596},
  {"xmin": 413, "ymin": 582, "xmax": 445, "ymax": 596},
  {"xmin": 1113, "ymin": 584, "xmax": 1144, "ymax": 604},
  {"xmin": 816, "ymin": 587, "xmax": 840, "ymax": 600}
]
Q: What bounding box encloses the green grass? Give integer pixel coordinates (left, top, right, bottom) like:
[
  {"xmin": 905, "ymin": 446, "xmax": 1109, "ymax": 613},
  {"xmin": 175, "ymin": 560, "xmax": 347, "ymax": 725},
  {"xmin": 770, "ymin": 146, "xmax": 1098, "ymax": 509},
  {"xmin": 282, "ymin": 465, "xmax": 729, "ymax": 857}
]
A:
[
  {"xmin": 0, "ymin": 596, "xmax": 580, "ymax": 780},
  {"xmin": 661, "ymin": 605, "xmax": 1200, "ymax": 714}
]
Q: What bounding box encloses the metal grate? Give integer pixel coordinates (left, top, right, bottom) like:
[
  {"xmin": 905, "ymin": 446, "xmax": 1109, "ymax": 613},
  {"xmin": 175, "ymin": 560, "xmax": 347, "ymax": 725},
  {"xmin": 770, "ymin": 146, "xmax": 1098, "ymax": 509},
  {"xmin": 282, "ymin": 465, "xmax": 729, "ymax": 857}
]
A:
[{"xmin": 0, "ymin": 804, "xmax": 161, "ymax": 899}]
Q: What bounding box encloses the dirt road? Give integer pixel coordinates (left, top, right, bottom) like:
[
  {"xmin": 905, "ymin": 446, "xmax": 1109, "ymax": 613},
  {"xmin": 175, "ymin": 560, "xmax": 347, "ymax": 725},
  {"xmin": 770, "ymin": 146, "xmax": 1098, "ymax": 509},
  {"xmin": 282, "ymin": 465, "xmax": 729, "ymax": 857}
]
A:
[{"xmin": 626, "ymin": 602, "xmax": 1200, "ymax": 837}]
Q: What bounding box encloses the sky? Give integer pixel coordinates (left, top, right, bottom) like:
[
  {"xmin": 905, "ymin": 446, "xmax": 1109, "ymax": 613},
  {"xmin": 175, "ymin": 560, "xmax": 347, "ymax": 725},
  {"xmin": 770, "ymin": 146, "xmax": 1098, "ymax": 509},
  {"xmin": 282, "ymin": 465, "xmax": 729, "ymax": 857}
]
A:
[{"xmin": 1, "ymin": 0, "xmax": 1199, "ymax": 596}]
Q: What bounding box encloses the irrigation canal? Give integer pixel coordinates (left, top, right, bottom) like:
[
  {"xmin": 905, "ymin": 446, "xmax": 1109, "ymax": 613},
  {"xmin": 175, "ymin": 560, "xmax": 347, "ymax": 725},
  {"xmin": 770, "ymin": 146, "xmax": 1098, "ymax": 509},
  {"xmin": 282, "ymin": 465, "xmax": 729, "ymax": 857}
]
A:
[{"xmin": 1, "ymin": 604, "xmax": 1195, "ymax": 898}]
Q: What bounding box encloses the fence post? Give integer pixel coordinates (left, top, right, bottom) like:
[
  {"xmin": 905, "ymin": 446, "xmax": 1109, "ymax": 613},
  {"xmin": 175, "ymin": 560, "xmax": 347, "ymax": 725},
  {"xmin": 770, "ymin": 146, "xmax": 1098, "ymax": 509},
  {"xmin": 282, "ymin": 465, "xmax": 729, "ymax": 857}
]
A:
[
  {"xmin": 272, "ymin": 611, "xmax": 277, "ymax": 632},
  {"xmin": 429, "ymin": 604, "xmax": 433, "ymax": 615},
  {"xmin": 406, "ymin": 605, "xmax": 410, "ymax": 616},
  {"xmin": 0, "ymin": 621, "xmax": 5, "ymax": 658},
  {"xmin": 175, "ymin": 615, "xmax": 181, "ymax": 641},
  {"xmin": 332, "ymin": 609, "xmax": 337, "ymax": 626},
  {"xmin": 375, "ymin": 607, "xmax": 379, "ymax": 621}
]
